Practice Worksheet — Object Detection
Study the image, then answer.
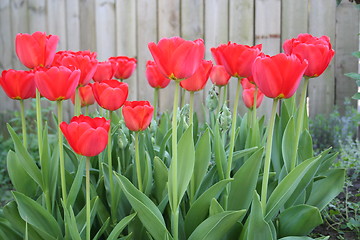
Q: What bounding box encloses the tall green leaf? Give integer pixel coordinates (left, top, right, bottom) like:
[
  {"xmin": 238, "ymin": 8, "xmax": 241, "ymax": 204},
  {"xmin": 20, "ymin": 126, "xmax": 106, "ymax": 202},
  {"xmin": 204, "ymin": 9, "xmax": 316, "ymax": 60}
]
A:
[
  {"xmin": 154, "ymin": 156, "xmax": 168, "ymax": 203},
  {"xmin": 107, "ymin": 213, "xmax": 136, "ymax": 240},
  {"xmin": 282, "ymin": 117, "xmax": 295, "ymax": 173}
]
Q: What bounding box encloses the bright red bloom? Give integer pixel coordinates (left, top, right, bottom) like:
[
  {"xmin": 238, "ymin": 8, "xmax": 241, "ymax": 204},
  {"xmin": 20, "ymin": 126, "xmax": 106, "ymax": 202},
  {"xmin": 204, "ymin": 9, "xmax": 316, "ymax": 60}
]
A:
[
  {"xmin": 148, "ymin": 37, "xmax": 205, "ymax": 80},
  {"xmin": 180, "ymin": 60, "xmax": 213, "ymax": 92},
  {"xmin": 60, "ymin": 115, "xmax": 110, "ymax": 157},
  {"xmin": 211, "ymin": 43, "xmax": 262, "ymax": 78},
  {"xmin": 34, "ymin": 66, "xmax": 80, "ymax": 101},
  {"xmin": 92, "ymin": 61, "xmax": 116, "ymax": 82},
  {"xmin": 122, "ymin": 101, "xmax": 154, "ymax": 132},
  {"xmin": 210, "ymin": 65, "xmax": 231, "ymax": 86},
  {"xmin": 146, "ymin": 61, "xmax": 170, "ymax": 89},
  {"xmin": 109, "ymin": 56, "xmax": 137, "ymax": 80},
  {"xmin": 241, "ymin": 77, "xmax": 264, "ymax": 109},
  {"xmin": 0, "ymin": 70, "xmax": 36, "ymax": 100},
  {"xmin": 252, "ymin": 53, "xmax": 308, "ymax": 99},
  {"xmin": 71, "ymin": 85, "xmax": 95, "ymax": 107},
  {"xmin": 91, "ymin": 79, "xmax": 128, "ymax": 111},
  {"xmin": 54, "ymin": 50, "xmax": 98, "ymax": 87},
  {"xmin": 15, "ymin": 32, "xmax": 59, "ymax": 69},
  {"xmin": 283, "ymin": 33, "xmax": 335, "ymax": 78}
]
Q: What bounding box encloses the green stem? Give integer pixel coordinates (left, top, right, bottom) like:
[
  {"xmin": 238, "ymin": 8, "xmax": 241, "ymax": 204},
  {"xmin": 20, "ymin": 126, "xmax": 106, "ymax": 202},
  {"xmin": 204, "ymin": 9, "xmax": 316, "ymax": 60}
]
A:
[
  {"xmin": 189, "ymin": 91, "xmax": 194, "ymax": 126},
  {"xmin": 85, "ymin": 106, "xmax": 89, "ymax": 116},
  {"xmin": 226, "ymin": 77, "xmax": 242, "ymax": 179},
  {"xmin": 216, "ymin": 86, "xmax": 222, "ymax": 114},
  {"xmin": 153, "ymin": 88, "xmax": 159, "ymax": 120},
  {"xmin": 222, "ymin": 84, "xmax": 228, "ymax": 107},
  {"xmin": 99, "ymin": 106, "xmax": 103, "ymax": 117},
  {"xmin": 36, "ymin": 89, "xmax": 43, "ymax": 155},
  {"xmin": 181, "ymin": 88, "xmax": 186, "ymax": 108},
  {"xmin": 74, "ymin": 87, "xmax": 81, "ymax": 116},
  {"xmin": 290, "ymin": 77, "xmax": 309, "ymax": 171},
  {"xmin": 85, "ymin": 156, "xmax": 91, "ymax": 240},
  {"xmin": 19, "ymin": 100, "xmax": 27, "ymax": 148},
  {"xmin": 135, "ymin": 132, "xmax": 143, "ymax": 192},
  {"xmin": 171, "ymin": 81, "xmax": 180, "ymax": 240},
  {"xmin": 57, "ymin": 101, "xmax": 67, "ymax": 206},
  {"xmin": 260, "ymin": 98, "xmax": 279, "ymax": 213},
  {"xmin": 107, "ymin": 110, "xmax": 116, "ymax": 223}
]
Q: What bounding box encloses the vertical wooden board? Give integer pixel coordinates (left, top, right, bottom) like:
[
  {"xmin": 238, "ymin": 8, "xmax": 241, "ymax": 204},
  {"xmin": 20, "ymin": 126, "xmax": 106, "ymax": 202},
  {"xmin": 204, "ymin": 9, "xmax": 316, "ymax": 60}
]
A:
[
  {"xmin": 335, "ymin": 2, "xmax": 359, "ymax": 114},
  {"xmin": 28, "ymin": 0, "xmax": 47, "ymax": 33},
  {"xmin": 116, "ymin": 0, "xmax": 137, "ymax": 101},
  {"xmin": 95, "ymin": 0, "xmax": 116, "ymax": 61},
  {"xmin": 157, "ymin": 0, "xmax": 180, "ymax": 112},
  {"xmin": 308, "ymin": 0, "xmax": 336, "ymax": 117},
  {"xmin": 281, "ymin": 0, "xmax": 308, "ymax": 43},
  {"xmin": 255, "ymin": 0, "xmax": 281, "ymax": 119},
  {"xmin": 229, "ymin": 0, "xmax": 255, "ymax": 116},
  {"xmin": 181, "ymin": 0, "xmax": 204, "ymax": 118},
  {"xmin": 66, "ymin": 0, "xmax": 80, "ymax": 51},
  {"xmin": 10, "ymin": 0, "xmax": 29, "ymax": 70},
  {"xmin": 79, "ymin": 0, "xmax": 96, "ymax": 51},
  {"xmin": 0, "ymin": 0, "xmax": 16, "ymax": 112},
  {"xmin": 47, "ymin": 0, "xmax": 67, "ymax": 50}
]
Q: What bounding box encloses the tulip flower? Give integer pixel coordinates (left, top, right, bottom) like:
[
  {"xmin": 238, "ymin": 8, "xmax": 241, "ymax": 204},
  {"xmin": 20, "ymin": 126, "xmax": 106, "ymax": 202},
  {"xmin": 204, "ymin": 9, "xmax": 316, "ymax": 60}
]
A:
[
  {"xmin": 252, "ymin": 53, "xmax": 308, "ymax": 99},
  {"xmin": 16, "ymin": 32, "xmax": 59, "ymax": 69},
  {"xmin": 146, "ymin": 61, "xmax": 171, "ymax": 89},
  {"xmin": 148, "ymin": 36, "xmax": 205, "ymax": 80},
  {"xmin": 34, "ymin": 66, "xmax": 80, "ymax": 101},
  {"xmin": 0, "ymin": 69, "xmax": 35, "ymax": 100},
  {"xmin": 180, "ymin": 60, "xmax": 213, "ymax": 92},
  {"xmin": 71, "ymin": 85, "xmax": 95, "ymax": 108},
  {"xmin": 241, "ymin": 78, "xmax": 264, "ymax": 109},
  {"xmin": 91, "ymin": 79, "xmax": 128, "ymax": 111},
  {"xmin": 210, "ymin": 65, "xmax": 231, "ymax": 87},
  {"xmin": 109, "ymin": 56, "xmax": 137, "ymax": 80},
  {"xmin": 283, "ymin": 33, "xmax": 335, "ymax": 78},
  {"xmin": 92, "ymin": 61, "xmax": 116, "ymax": 82}
]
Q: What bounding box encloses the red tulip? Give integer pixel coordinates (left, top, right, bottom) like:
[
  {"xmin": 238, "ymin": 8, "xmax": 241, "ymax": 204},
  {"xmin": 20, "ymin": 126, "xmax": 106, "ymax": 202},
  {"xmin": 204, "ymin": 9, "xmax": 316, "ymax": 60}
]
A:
[
  {"xmin": 283, "ymin": 33, "xmax": 335, "ymax": 78},
  {"xmin": 109, "ymin": 56, "xmax": 137, "ymax": 80},
  {"xmin": 54, "ymin": 50, "xmax": 98, "ymax": 87},
  {"xmin": 241, "ymin": 77, "xmax": 264, "ymax": 109},
  {"xmin": 146, "ymin": 61, "xmax": 171, "ymax": 89},
  {"xmin": 252, "ymin": 53, "xmax": 308, "ymax": 99},
  {"xmin": 122, "ymin": 101, "xmax": 154, "ymax": 131},
  {"xmin": 71, "ymin": 85, "xmax": 95, "ymax": 107},
  {"xmin": 180, "ymin": 60, "xmax": 213, "ymax": 92},
  {"xmin": 91, "ymin": 79, "xmax": 128, "ymax": 111},
  {"xmin": 16, "ymin": 32, "xmax": 59, "ymax": 69},
  {"xmin": 60, "ymin": 115, "xmax": 110, "ymax": 157},
  {"xmin": 148, "ymin": 37, "xmax": 205, "ymax": 80},
  {"xmin": 210, "ymin": 65, "xmax": 231, "ymax": 86},
  {"xmin": 211, "ymin": 43, "xmax": 262, "ymax": 78},
  {"xmin": 0, "ymin": 70, "xmax": 36, "ymax": 100},
  {"xmin": 92, "ymin": 61, "xmax": 116, "ymax": 82},
  {"xmin": 34, "ymin": 66, "xmax": 80, "ymax": 101}
]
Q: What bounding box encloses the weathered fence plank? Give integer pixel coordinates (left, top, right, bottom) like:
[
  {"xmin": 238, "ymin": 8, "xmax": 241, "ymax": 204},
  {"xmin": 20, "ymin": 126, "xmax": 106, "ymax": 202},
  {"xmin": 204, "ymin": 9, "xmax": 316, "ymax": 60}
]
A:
[
  {"xmin": 79, "ymin": 0, "xmax": 96, "ymax": 51},
  {"xmin": 66, "ymin": 0, "xmax": 80, "ymax": 51},
  {"xmin": 28, "ymin": 0, "xmax": 47, "ymax": 33}
]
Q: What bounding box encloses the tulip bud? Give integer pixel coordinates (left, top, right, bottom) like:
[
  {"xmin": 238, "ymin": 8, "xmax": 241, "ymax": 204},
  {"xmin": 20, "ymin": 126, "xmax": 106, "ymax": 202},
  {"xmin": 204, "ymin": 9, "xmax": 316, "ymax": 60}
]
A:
[
  {"xmin": 206, "ymin": 86, "xmax": 219, "ymax": 112},
  {"xmin": 218, "ymin": 104, "xmax": 232, "ymax": 132},
  {"xmin": 179, "ymin": 104, "xmax": 189, "ymax": 123},
  {"xmin": 117, "ymin": 129, "xmax": 128, "ymax": 149}
]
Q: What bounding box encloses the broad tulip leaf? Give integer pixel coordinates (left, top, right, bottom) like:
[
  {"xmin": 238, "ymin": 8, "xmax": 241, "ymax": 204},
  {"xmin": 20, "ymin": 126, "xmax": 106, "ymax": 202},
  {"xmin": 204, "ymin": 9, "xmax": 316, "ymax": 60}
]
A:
[
  {"xmin": 279, "ymin": 237, "xmax": 329, "ymax": 240},
  {"xmin": 67, "ymin": 158, "xmax": 86, "ymax": 208},
  {"xmin": 209, "ymin": 198, "xmax": 224, "ymax": 216},
  {"xmin": 188, "ymin": 210, "xmax": 246, "ymax": 240},
  {"xmin": 185, "ymin": 179, "xmax": 233, "ymax": 237},
  {"xmin": 298, "ymin": 130, "xmax": 313, "ymax": 163},
  {"xmin": 7, "ymin": 150, "xmax": 37, "ymax": 197},
  {"xmin": 63, "ymin": 202, "xmax": 82, "ymax": 240},
  {"xmin": 306, "ymin": 169, "xmax": 345, "ymax": 210},
  {"xmin": 107, "ymin": 213, "xmax": 136, "ymax": 240},
  {"xmin": 345, "ymin": 72, "xmax": 360, "ymax": 80},
  {"xmin": 265, "ymin": 156, "xmax": 320, "ymax": 221},
  {"xmin": 93, "ymin": 218, "xmax": 110, "ymax": 240},
  {"xmin": 7, "ymin": 124, "xmax": 43, "ymax": 188},
  {"xmin": 168, "ymin": 126, "xmax": 195, "ymax": 210},
  {"xmin": 228, "ymin": 148, "xmax": 264, "ymax": 211},
  {"xmin": 248, "ymin": 192, "xmax": 273, "ymax": 240},
  {"xmin": 76, "ymin": 197, "xmax": 99, "ymax": 237},
  {"xmin": 143, "ymin": 151, "xmax": 153, "ymax": 195},
  {"xmin": 12, "ymin": 191, "xmax": 63, "ymax": 239},
  {"xmin": 232, "ymin": 147, "xmax": 258, "ymax": 163},
  {"xmin": 115, "ymin": 173, "xmax": 171, "ymax": 240},
  {"xmin": 282, "ymin": 117, "xmax": 295, "ymax": 173},
  {"xmin": 278, "ymin": 204, "xmax": 323, "ymax": 237},
  {"xmin": 0, "ymin": 218, "xmax": 22, "ymax": 240},
  {"xmin": 213, "ymin": 124, "xmax": 226, "ymax": 179},
  {"xmin": 154, "ymin": 156, "xmax": 168, "ymax": 203}
]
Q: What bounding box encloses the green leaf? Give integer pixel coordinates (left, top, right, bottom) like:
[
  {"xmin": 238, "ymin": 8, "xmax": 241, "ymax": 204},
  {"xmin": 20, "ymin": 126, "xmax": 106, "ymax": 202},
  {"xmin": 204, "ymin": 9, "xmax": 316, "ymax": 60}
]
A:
[
  {"xmin": 279, "ymin": 237, "xmax": 329, "ymax": 240},
  {"xmin": 115, "ymin": 173, "xmax": 171, "ymax": 240},
  {"xmin": 63, "ymin": 202, "xmax": 82, "ymax": 240},
  {"xmin": 0, "ymin": 218, "xmax": 22, "ymax": 240},
  {"xmin": 306, "ymin": 169, "xmax": 345, "ymax": 210},
  {"xmin": 154, "ymin": 156, "xmax": 168, "ymax": 203},
  {"xmin": 247, "ymin": 192, "xmax": 273, "ymax": 240},
  {"xmin": 209, "ymin": 198, "xmax": 224, "ymax": 216},
  {"xmin": 213, "ymin": 124, "xmax": 226, "ymax": 179},
  {"xmin": 344, "ymin": 72, "xmax": 360, "ymax": 80},
  {"xmin": 282, "ymin": 117, "xmax": 295, "ymax": 172},
  {"xmin": 265, "ymin": 156, "xmax": 320, "ymax": 221},
  {"xmin": 228, "ymin": 148, "xmax": 264, "ymax": 211},
  {"xmin": 7, "ymin": 124, "xmax": 43, "ymax": 189},
  {"xmin": 67, "ymin": 158, "xmax": 86, "ymax": 208},
  {"xmin": 278, "ymin": 204, "xmax": 323, "ymax": 237},
  {"xmin": 188, "ymin": 210, "xmax": 246, "ymax": 240},
  {"xmin": 12, "ymin": 192, "xmax": 63, "ymax": 239},
  {"xmin": 352, "ymin": 51, "xmax": 360, "ymax": 58},
  {"xmin": 7, "ymin": 151, "xmax": 37, "ymax": 197},
  {"xmin": 185, "ymin": 179, "xmax": 233, "ymax": 237},
  {"xmin": 298, "ymin": 130, "xmax": 313, "ymax": 162},
  {"xmin": 352, "ymin": 92, "xmax": 360, "ymax": 100},
  {"xmin": 107, "ymin": 213, "xmax": 136, "ymax": 240},
  {"xmin": 168, "ymin": 125, "xmax": 195, "ymax": 210}
]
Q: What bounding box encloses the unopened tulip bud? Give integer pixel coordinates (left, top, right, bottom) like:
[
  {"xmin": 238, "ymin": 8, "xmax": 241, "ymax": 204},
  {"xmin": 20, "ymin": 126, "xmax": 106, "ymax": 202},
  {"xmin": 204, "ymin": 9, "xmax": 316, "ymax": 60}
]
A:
[
  {"xmin": 206, "ymin": 86, "xmax": 219, "ymax": 112},
  {"xmin": 218, "ymin": 104, "xmax": 232, "ymax": 132},
  {"xmin": 118, "ymin": 129, "xmax": 128, "ymax": 149}
]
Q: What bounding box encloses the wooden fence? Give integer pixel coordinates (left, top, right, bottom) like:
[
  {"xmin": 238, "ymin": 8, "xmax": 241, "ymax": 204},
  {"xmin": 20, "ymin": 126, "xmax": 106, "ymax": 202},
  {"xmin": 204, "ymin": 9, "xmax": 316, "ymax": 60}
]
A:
[{"xmin": 0, "ymin": 0, "xmax": 359, "ymax": 120}]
